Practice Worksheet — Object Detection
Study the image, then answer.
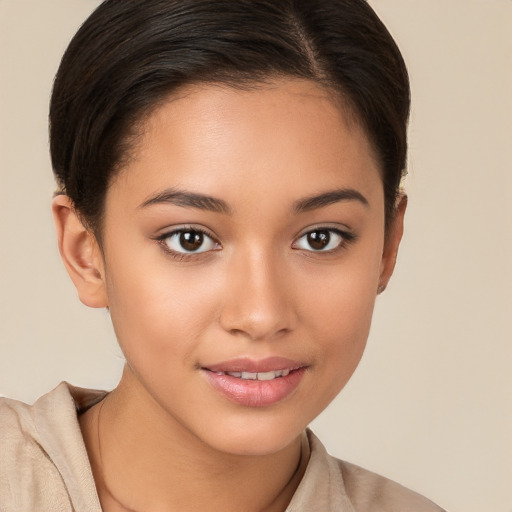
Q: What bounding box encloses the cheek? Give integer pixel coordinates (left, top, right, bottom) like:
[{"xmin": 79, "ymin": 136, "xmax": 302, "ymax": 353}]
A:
[
  {"xmin": 302, "ymin": 288, "xmax": 374, "ymax": 415},
  {"xmin": 103, "ymin": 251, "xmax": 223, "ymax": 371},
  {"xmin": 299, "ymin": 244, "xmax": 382, "ymax": 388},
  {"xmin": 306, "ymin": 274, "xmax": 375, "ymax": 363},
  {"xmin": 302, "ymin": 243, "xmax": 381, "ymax": 334}
]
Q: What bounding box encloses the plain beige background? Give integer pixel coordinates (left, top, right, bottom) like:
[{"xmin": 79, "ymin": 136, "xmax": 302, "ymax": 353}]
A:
[{"xmin": 0, "ymin": 1, "xmax": 510, "ymax": 511}]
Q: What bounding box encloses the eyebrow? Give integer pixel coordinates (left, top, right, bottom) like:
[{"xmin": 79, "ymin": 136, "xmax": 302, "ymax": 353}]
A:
[
  {"xmin": 293, "ymin": 188, "xmax": 369, "ymax": 213},
  {"xmin": 139, "ymin": 188, "xmax": 232, "ymax": 215},
  {"xmin": 140, "ymin": 186, "xmax": 368, "ymax": 215}
]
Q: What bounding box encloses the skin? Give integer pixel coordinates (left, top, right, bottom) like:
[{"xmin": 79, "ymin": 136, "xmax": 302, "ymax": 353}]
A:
[{"xmin": 53, "ymin": 79, "xmax": 406, "ymax": 512}]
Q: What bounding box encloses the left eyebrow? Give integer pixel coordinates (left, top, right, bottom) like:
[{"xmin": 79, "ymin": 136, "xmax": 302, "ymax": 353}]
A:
[
  {"xmin": 293, "ymin": 188, "xmax": 369, "ymax": 213},
  {"xmin": 139, "ymin": 188, "xmax": 232, "ymax": 215}
]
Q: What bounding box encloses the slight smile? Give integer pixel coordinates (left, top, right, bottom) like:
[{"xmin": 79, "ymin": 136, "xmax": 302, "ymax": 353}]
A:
[
  {"xmin": 210, "ymin": 369, "xmax": 293, "ymax": 381},
  {"xmin": 202, "ymin": 357, "xmax": 308, "ymax": 408}
]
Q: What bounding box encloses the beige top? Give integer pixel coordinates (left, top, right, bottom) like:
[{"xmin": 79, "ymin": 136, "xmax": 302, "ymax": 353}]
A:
[{"xmin": 0, "ymin": 383, "xmax": 445, "ymax": 512}]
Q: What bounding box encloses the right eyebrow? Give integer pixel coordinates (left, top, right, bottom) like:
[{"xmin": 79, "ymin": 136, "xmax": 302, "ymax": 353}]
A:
[{"xmin": 139, "ymin": 188, "xmax": 233, "ymax": 215}]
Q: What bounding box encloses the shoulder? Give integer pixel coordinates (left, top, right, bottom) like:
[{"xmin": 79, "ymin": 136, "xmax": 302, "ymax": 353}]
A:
[
  {"xmin": 0, "ymin": 392, "xmax": 55, "ymax": 479},
  {"xmin": 0, "ymin": 383, "xmax": 104, "ymax": 512},
  {"xmin": 336, "ymin": 458, "xmax": 446, "ymax": 512},
  {"xmin": 290, "ymin": 430, "xmax": 446, "ymax": 512}
]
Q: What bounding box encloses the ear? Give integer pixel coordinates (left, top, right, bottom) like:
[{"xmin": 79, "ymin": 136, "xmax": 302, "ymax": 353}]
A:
[
  {"xmin": 52, "ymin": 195, "xmax": 108, "ymax": 308},
  {"xmin": 378, "ymin": 193, "xmax": 407, "ymax": 294}
]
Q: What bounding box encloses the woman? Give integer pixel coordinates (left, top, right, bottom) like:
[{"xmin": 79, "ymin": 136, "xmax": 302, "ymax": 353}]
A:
[{"xmin": 0, "ymin": 1, "xmax": 445, "ymax": 510}]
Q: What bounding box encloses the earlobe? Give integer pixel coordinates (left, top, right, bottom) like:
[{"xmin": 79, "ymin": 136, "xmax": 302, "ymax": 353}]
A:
[
  {"xmin": 378, "ymin": 193, "xmax": 407, "ymax": 294},
  {"xmin": 52, "ymin": 195, "xmax": 108, "ymax": 308}
]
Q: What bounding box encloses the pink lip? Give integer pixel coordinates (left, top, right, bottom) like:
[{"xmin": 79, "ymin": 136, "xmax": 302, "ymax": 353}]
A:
[
  {"xmin": 204, "ymin": 356, "xmax": 305, "ymax": 373},
  {"xmin": 202, "ymin": 357, "xmax": 307, "ymax": 408}
]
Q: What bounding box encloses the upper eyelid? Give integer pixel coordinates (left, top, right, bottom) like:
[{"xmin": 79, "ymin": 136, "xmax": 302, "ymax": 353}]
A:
[
  {"xmin": 156, "ymin": 227, "xmax": 221, "ymax": 259},
  {"xmin": 292, "ymin": 226, "xmax": 357, "ymax": 251},
  {"xmin": 294, "ymin": 224, "xmax": 353, "ymax": 239},
  {"xmin": 154, "ymin": 224, "xmax": 354, "ymax": 244},
  {"xmin": 156, "ymin": 225, "xmax": 219, "ymax": 242}
]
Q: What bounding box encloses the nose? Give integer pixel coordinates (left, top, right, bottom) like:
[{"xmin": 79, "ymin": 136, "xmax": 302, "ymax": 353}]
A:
[{"xmin": 219, "ymin": 248, "xmax": 298, "ymax": 341}]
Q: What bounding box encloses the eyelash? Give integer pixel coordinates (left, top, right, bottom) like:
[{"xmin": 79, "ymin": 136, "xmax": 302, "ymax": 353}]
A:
[
  {"xmin": 292, "ymin": 227, "xmax": 356, "ymax": 254},
  {"xmin": 155, "ymin": 226, "xmax": 221, "ymax": 261},
  {"xmin": 155, "ymin": 226, "xmax": 356, "ymax": 261}
]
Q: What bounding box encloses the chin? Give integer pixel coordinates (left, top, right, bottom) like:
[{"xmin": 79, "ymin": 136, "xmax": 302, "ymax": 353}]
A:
[{"xmin": 195, "ymin": 414, "xmax": 306, "ymax": 457}]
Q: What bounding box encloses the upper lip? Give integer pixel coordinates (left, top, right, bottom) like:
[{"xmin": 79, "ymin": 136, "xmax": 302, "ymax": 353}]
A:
[{"xmin": 203, "ymin": 357, "xmax": 306, "ymax": 373}]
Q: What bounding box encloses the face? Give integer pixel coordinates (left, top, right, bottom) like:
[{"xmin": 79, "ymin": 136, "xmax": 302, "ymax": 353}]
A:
[{"xmin": 86, "ymin": 80, "xmax": 402, "ymax": 455}]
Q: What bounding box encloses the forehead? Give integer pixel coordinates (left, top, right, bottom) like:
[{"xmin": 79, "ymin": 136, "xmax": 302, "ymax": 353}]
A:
[{"xmin": 109, "ymin": 79, "xmax": 382, "ymax": 213}]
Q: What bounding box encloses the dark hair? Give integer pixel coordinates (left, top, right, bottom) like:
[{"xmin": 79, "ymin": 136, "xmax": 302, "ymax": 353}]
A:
[{"xmin": 50, "ymin": 0, "xmax": 410, "ymax": 235}]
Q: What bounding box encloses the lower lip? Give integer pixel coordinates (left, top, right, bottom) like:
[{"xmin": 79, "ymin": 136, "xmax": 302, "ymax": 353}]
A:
[{"xmin": 203, "ymin": 368, "xmax": 306, "ymax": 407}]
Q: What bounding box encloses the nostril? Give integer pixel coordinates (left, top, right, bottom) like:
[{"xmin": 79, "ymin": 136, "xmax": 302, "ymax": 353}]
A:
[{"xmin": 227, "ymin": 326, "xmax": 291, "ymax": 341}]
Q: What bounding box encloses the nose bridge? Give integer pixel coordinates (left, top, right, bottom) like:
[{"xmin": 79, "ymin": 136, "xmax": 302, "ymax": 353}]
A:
[{"xmin": 219, "ymin": 244, "xmax": 296, "ymax": 340}]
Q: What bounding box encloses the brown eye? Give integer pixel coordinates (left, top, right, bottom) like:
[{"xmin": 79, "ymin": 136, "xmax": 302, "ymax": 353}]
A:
[
  {"xmin": 307, "ymin": 230, "xmax": 331, "ymax": 250},
  {"xmin": 293, "ymin": 228, "xmax": 346, "ymax": 252},
  {"xmin": 162, "ymin": 229, "xmax": 218, "ymax": 254},
  {"xmin": 180, "ymin": 231, "xmax": 204, "ymax": 251}
]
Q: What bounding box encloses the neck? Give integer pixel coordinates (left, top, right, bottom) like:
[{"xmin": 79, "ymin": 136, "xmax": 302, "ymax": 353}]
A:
[{"xmin": 80, "ymin": 370, "xmax": 309, "ymax": 512}]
